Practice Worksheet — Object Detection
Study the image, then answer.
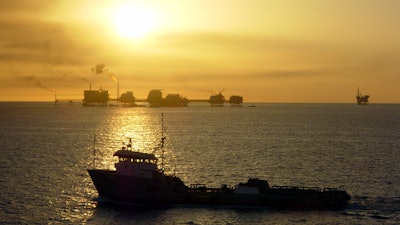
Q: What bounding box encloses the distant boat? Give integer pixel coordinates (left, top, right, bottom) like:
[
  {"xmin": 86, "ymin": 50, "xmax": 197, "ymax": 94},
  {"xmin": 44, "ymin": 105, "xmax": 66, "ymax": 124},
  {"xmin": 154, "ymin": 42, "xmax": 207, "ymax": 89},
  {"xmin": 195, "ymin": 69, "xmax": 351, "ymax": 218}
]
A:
[
  {"xmin": 88, "ymin": 114, "xmax": 350, "ymax": 209},
  {"xmin": 356, "ymin": 87, "xmax": 370, "ymax": 105}
]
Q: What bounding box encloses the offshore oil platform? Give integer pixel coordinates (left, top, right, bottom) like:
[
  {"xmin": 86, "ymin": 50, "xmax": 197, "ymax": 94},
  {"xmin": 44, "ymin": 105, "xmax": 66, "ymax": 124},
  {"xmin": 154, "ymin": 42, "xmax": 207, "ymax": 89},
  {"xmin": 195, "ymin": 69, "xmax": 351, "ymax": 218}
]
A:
[
  {"xmin": 82, "ymin": 88, "xmax": 190, "ymax": 107},
  {"xmin": 356, "ymin": 87, "xmax": 370, "ymax": 105},
  {"xmin": 146, "ymin": 89, "xmax": 189, "ymax": 107},
  {"xmin": 209, "ymin": 92, "xmax": 243, "ymax": 107},
  {"xmin": 81, "ymin": 84, "xmax": 243, "ymax": 107},
  {"xmin": 82, "ymin": 89, "xmax": 109, "ymax": 106}
]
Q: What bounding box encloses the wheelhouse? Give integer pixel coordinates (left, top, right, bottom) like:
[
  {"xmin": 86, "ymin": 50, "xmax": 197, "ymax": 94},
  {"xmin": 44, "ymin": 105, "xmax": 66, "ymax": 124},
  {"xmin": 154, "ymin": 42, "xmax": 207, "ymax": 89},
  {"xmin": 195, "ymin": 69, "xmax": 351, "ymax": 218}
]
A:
[{"xmin": 113, "ymin": 147, "xmax": 158, "ymax": 178}]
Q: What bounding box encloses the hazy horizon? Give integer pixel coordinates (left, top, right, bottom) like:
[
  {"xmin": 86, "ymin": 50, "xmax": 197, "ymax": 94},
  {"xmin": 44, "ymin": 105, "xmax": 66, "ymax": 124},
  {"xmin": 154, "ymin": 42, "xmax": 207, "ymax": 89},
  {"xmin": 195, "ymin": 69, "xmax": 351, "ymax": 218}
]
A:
[{"xmin": 1, "ymin": 0, "xmax": 399, "ymax": 103}]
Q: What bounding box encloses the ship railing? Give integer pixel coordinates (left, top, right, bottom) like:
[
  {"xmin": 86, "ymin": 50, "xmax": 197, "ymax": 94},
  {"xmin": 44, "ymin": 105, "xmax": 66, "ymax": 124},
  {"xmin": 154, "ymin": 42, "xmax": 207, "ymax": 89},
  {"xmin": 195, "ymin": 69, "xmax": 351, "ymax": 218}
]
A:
[
  {"xmin": 189, "ymin": 184, "xmax": 206, "ymax": 192},
  {"xmin": 189, "ymin": 184, "xmax": 233, "ymax": 193},
  {"xmin": 271, "ymin": 185, "xmax": 322, "ymax": 192},
  {"xmin": 190, "ymin": 184, "xmax": 206, "ymax": 189},
  {"xmin": 322, "ymin": 188, "xmax": 338, "ymax": 192}
]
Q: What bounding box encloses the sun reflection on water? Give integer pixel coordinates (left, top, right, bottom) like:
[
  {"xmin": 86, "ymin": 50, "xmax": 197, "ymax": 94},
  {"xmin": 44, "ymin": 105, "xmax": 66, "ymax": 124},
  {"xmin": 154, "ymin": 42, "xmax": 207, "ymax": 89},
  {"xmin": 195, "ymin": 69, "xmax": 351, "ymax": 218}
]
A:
[{"xmin": 92, "ymin": 109, "xmax": 168, "ymax": 170}]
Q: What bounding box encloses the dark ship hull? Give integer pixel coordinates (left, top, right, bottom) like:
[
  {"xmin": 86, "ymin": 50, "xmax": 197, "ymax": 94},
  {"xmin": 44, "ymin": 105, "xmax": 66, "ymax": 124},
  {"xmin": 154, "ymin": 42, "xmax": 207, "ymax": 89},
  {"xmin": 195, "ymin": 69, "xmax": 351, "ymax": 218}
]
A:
[
  {"xmin": 88, "ymin": 169, "xmax": 350, "ymax": 209},
  {"xmin": 88, "ymin": 169, "xmax": 188, "ymax": 204}
]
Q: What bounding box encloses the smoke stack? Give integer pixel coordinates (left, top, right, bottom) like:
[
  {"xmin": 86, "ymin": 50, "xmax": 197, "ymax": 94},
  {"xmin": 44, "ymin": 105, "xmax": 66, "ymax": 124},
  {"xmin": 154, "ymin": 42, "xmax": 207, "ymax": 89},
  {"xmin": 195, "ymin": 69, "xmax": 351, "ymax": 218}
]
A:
[{"xmin": 90, "ymin": 82, "xmax": 92, "ymax": 91}]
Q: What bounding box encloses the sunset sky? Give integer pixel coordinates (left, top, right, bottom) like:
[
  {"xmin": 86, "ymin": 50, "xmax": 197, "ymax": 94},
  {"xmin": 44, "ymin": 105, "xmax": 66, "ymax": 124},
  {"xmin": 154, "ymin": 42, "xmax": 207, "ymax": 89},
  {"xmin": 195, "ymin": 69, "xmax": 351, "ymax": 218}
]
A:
[{"xmin": 1, "ymin": 0, "xmax": 399, "ymax": 103}]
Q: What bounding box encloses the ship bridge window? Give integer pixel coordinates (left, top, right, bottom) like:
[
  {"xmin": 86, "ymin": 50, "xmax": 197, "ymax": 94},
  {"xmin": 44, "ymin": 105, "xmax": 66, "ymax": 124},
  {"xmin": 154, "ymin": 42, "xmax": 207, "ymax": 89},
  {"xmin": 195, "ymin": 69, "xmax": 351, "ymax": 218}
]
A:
[
  {"xmin": 133, "ymin": 158, "xmax": 144, "ymax": 163},
  {"xmin": 120, "ymin": 158, "xmax": 156, "ymax": 164}
]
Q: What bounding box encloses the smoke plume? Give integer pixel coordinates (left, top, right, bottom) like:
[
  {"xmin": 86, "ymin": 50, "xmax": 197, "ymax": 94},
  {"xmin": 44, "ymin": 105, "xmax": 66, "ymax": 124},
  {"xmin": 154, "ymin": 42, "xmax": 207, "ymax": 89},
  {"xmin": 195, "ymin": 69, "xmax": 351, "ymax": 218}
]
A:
[
  {"xmin": 91, "ymin": 63, "xmax": 118, "ymax": 83},
  {"xmin": 107, "ymin": 72, "xmax": 118, "ymax": 83},
  {"xmin": 92, "ymin": 63, "xmax": 106, "ymax": 75},
  {"xmin": 24, "ymin": 76, "xmax": 55, "ymax": 93},
  {"xmin": 81, "ymin": 77, "xmax": 90, "ymax": 82}
]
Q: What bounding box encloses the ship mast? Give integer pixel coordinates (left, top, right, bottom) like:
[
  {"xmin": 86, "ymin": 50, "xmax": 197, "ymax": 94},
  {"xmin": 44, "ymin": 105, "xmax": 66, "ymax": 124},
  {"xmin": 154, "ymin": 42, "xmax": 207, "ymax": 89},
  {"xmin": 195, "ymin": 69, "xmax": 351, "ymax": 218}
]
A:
[
  {"xmin": 160, "ymin": 113, "xmax": 166, "ymax": 173},
  {"xmin": 93, "ymin": 134, "xmax": 96, "ymax": 169}
]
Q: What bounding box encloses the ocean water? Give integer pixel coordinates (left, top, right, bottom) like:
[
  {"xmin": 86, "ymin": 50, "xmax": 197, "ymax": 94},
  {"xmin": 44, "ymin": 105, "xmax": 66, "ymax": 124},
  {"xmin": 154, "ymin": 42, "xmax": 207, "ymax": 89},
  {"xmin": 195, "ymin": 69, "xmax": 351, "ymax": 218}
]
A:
[{"xmin": 0, "ymin": 102, "xmax": 399, "ymax": 224}]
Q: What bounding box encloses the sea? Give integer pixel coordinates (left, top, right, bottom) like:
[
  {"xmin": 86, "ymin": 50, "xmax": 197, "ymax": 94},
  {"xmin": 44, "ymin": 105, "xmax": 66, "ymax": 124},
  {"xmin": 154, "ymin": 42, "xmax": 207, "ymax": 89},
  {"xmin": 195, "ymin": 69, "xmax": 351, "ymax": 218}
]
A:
[{"xmin": 0, "ymin": 102, "xmax": 399, "ymax": 224}]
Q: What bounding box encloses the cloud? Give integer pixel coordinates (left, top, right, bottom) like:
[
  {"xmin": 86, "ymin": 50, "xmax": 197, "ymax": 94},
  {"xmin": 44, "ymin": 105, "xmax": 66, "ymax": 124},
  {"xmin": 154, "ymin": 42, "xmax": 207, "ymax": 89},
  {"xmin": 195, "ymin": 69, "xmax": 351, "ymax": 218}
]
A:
[
  {"xmin": 0, "ymin": 17, "xmax": 83, "ymax": 67},
  {"xmin": 0, "ymin": 1, "xmax": 54, "ymax": 15}
]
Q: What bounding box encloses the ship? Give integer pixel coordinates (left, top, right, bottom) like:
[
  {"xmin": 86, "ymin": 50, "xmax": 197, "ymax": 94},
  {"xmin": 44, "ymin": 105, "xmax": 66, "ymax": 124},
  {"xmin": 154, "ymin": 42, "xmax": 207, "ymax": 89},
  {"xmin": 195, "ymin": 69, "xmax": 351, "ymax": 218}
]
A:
[
  {"xmin": 88, "ymin": 115, "xmax": 350, "ymax": 209},
  {"xmin": 356, "ymin": 87, "xmax": 370, "ymax": 105}
]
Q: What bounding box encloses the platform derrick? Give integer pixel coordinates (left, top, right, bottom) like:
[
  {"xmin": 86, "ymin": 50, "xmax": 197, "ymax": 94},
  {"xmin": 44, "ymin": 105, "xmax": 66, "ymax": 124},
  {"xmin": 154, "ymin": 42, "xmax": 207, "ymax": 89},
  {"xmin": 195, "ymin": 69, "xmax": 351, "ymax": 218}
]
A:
[
  {"xmin": 356, "ymin": 87, "xmax": 369, "ymax": 105},
  {"xmin": 209, "ymin": 92, "xmax": 225, "ymax": 107}
]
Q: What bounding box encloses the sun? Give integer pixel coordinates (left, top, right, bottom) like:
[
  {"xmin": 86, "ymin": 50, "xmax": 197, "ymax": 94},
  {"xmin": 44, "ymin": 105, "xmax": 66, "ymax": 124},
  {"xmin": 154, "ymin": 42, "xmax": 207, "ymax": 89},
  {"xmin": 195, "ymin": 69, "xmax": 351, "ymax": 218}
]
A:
[{"xmin": 114, "ymin": 6, "xmax": 156, "ymax": 39}]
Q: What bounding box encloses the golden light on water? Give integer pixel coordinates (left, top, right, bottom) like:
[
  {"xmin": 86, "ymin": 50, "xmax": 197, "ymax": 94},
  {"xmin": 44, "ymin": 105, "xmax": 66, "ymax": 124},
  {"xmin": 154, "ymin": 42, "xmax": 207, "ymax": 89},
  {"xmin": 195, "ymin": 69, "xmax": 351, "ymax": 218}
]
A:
[{"xmin": 94, "ymin": 110, "xmax": 167, "ymax": 170}]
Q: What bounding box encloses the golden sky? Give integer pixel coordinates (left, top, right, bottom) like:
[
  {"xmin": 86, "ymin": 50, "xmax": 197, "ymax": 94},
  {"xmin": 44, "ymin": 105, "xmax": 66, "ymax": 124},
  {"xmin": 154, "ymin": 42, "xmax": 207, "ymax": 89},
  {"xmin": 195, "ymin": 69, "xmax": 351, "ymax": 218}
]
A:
[{"xmin": 1, "ymin": 0, "xmax": 399, "ymax": 103}]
